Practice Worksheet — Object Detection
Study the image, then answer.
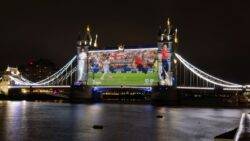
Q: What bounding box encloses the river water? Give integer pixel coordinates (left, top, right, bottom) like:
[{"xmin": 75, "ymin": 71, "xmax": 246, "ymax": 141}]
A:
[{"xmin": 0, "ymin": 101, "xmax": 249, "ymax": 141}]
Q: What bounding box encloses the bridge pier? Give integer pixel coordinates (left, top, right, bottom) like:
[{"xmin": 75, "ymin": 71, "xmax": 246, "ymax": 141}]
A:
[
  {"xmin": 151, "ymin": 86, "xmax": 178, "ymax": 105},
  {"xmin": 7, "ymin": 88, "xmax": 22, "ymax": 99},
  {"xmin": 70, "ymin": 84, "xmax": 92, "ymax": 102}
]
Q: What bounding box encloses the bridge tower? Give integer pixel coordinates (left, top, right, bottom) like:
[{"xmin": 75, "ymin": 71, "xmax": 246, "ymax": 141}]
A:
[
  {"xmin": 71, "ymin": 25, "xmax": 98, "ymax": 102},
  {"xmin": 76, "ymin": 25, "xmax": 98, "ymax": 84},
  {"xmin": 152, "ymin": 19, "xmax": 179, "ymax": 105},
  {"xmin": 157, "ymin": 18, "xmax": 178, "ymax": 86}
]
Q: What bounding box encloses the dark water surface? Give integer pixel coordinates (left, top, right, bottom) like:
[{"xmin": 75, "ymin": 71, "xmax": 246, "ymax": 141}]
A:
[{"xmin": 0, "ymin": 101, "xmax": 249, "ymax": 141}]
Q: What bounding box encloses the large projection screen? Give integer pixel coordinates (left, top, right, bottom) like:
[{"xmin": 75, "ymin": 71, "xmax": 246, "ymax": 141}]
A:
[{"xmin": 87, "ymin": 48, "xmax": 159, "ymax": 86}]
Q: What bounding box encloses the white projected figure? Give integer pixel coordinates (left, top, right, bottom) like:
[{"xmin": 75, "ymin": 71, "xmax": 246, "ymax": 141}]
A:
[
  {"xmin": 100, "ymin": 59, "xmax": 110, "ymax": 80},
  {"xmin": 77, "ymin": 50, "xmax": 88, "ymax": 83}
]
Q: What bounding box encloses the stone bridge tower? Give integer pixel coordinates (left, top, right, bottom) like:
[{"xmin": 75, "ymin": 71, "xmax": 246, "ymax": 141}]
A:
[
  {"xmin": 157, "ymin": 18, "xmax": 178, "ymax": 86},
  {"xmin": 76, "ymin": 25, "xmax": 98, "ymax": 84}
]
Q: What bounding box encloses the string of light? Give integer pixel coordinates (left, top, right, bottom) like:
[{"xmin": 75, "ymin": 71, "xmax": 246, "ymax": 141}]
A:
[{"xmin": 175, "ymin": 53, "xmax": 242, "ymax": 88}]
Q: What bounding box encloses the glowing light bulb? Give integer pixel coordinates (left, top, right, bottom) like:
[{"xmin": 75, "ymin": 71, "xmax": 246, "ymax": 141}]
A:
[
  {"xmin": 86, "ymin": 25, "xmax": 90, "ymax": 32},
  {"xmin": 174, "ymin": 59, "xmax": 177, "ymax": 64}
]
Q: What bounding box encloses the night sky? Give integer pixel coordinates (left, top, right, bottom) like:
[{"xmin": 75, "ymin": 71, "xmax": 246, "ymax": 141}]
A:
[{"xmin": 0, "ymin": 0, "xmax": 249, "ymax": 84}]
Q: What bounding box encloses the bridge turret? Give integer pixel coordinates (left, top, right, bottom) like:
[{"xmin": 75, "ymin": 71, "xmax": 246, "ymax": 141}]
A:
[
  {"xmin": 76, "ymin": 26, "xmax": 90, "ymax": 84},
  {"xmin": 76, "ymin": 32, "xmax": 83, "ymax": 55},
  {"xmin": 174, "ymin": 28, "xmax": 178, "ymax": 44},
  {"xmin": 77, "ymin": 25, "xmax": 99, "ymax": 50},
  {"xmin": 157, "ymin": 26, "xmax": 164, "ymax": 42},
  {"xmin": 83, "ymin": 25, "xmax": 93, "ymax": 47},
  {"xmin": 93, "ymin": 34, "xmax": 98, "ymax": 48},
  {"xmin": 157, "ymin": 18, "xmax": 178, "ymax": 86},
  {"xmin": 76, "ymin": 25, "xmax": 99, "ymax": 84},
  {"xmin": 167, "ymin": 18, "xmax": 172, "ymax": 34}
]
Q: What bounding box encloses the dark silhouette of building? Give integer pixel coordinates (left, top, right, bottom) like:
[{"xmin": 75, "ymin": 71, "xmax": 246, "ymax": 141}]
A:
[{"xmin": 19, "ymin": 59, "xmax": 57, "ymax": 82}]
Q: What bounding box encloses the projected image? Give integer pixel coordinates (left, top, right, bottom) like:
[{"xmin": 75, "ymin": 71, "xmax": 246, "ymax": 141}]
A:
[{"xmin": 87, "ymin": 48, "xmax": 159, "ymax": 86}]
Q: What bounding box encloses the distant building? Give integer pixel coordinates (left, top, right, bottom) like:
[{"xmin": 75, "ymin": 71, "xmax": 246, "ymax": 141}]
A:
[
  {"xmin": 4, "ymin": 66, "xmax": 21, "ymax": 76},
  {"xmin": 19, "ymin": 59, "xmax": 57, "ymax": 82},
  {"xmin": 0, "ymin": 67, "xmax": 22, "ymax": 93}
]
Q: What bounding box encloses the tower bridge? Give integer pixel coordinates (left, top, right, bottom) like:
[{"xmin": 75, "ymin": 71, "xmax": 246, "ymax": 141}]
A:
[{"xmin": 0, "ymin": 20, "xmax": 249, "ymax": 103}]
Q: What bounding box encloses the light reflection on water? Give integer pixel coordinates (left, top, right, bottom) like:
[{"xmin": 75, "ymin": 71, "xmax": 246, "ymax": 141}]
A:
[{"xmin": 0, "ymin": 101, "xmax": 249, "ymax": 141}]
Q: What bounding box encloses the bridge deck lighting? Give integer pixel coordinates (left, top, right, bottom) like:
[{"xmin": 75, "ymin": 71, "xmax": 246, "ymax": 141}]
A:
[{"xmin": 21, "ymin": 89, "xmax": 28, "ymax": 94}]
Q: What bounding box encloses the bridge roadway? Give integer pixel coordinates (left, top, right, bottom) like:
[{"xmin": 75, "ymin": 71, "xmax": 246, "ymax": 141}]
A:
[
  {"xmin": 8, "ymin": 85, "xmax": 71, "ymax": 89},
  {"xmin": 8, "ymin": 85, "xmax": 250, "ymax": 92},
  {"xmin": 176, "ymin": 86, "xmax": 249, "ymax": 92}
]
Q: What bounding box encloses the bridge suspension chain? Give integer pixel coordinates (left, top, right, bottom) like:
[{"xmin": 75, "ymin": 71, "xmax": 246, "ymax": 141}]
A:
[
  {"xmin": 175, "ymin": 53, "xmax": 242, "ymax": 88},
  {"xmin": 7, "ymin": 56, "xmax": 77, "ymax": 86}
]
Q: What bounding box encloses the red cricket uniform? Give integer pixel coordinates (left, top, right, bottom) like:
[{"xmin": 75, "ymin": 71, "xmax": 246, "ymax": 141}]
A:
[{"xmin": 161, "ymin": 47, "xmax": 169, "ymax": 60}]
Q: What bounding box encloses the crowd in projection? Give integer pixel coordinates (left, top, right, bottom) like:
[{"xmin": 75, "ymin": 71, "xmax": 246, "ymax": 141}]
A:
[
  {"xmin": 88, "ymin": 49, "xmax": 156, "ymax": 73},
  {"xmin": 88, "ymin": 47, "xmax": 170, "ymax": 74}
]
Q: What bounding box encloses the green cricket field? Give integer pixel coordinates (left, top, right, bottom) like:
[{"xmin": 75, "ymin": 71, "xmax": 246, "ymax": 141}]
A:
[{"xmin": 87, "ymin": 71, "xmax": 159, "ymax": 86}]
